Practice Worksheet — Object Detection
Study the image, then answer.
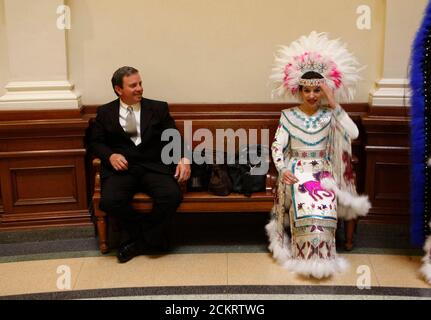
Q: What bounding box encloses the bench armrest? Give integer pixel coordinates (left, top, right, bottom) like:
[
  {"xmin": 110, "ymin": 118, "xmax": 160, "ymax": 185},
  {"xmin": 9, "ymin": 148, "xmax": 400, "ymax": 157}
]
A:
[
  {"xmin": 92, "ymin": 158, "xmax": 101, "ymax": 192},
  {"xmin": 265, "ymin": 165, "xmax": 278, "ymax": 192}
]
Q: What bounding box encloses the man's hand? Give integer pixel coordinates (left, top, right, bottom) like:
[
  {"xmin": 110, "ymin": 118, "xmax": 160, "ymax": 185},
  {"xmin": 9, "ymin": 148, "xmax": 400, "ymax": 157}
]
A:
[
  {"xmin": 283, "ymin": 170, "xmax": 299, "ymax": 185},
  {"xmin": 320, "ymin": 82, "xmax": 337, "ymax": 109},
  {"xmin": 174, "ymin": 158, "xmax": 191, "ymax": 183},
  {"xmin": 109, "ymin": 153, "xmax": 128, "ymax": 171}
]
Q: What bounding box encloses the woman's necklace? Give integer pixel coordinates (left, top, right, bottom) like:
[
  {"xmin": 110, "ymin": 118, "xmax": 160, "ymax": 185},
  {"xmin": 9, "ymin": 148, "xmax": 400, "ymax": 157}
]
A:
[{"xmin": 294, "ymin": 105, "xmax": 326, "ymax": 129}]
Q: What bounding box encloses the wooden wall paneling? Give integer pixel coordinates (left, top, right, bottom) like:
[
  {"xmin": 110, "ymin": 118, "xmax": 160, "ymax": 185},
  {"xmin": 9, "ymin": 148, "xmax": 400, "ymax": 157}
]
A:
[
  {"xmin": 6, "ymin": 155, "xmax": 82, "ymax": 212},
  {"xmin": 362, "ymin": 114, "xmax": 410, "ymax": 223},
  {"xmin": 0, "ymin": 158, "xmax": 13, "ymax": 214},
  {"xmin": 364, "ymin": 146, "xmax": 410, "ymax": 223},
  {"xmin": 0, "ymin": 111, "xmax": 92, "ymax": 230},
  {"xmin": 0, "ymin": 183, "xmax": 3, "ymax": 213}
]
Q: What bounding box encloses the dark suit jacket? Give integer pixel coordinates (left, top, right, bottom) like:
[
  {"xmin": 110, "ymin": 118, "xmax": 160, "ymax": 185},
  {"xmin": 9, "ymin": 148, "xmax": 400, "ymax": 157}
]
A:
[{"xmin": 90, "ymin": 97, "xmax": 184, "ymax": 178}]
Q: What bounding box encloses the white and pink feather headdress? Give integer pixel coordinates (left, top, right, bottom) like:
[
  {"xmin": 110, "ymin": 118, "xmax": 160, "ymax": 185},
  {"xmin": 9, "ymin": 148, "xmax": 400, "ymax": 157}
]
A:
[{"xmin": 270, "ymin": 31, "xmax": 363, "ymax": 101}]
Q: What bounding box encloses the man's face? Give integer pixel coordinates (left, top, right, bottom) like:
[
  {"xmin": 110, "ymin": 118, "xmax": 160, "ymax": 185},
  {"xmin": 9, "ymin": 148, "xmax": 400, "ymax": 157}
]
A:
[{"xmin": 115, "ymin": 72, "xmax": 143, "ymax": 105}]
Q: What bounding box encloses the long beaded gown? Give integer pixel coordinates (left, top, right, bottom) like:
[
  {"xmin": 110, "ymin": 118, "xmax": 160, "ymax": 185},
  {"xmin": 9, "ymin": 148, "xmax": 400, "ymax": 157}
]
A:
[{"xmin": 267, "ymin": 104, "xmax": 359, "ymax": 278}]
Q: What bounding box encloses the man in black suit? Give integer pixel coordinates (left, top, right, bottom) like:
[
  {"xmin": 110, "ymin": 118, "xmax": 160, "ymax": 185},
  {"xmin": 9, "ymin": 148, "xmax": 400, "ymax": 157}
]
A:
[{"xmin": 90, "ymin": 66, "xmax": 191, "ymax": 263}]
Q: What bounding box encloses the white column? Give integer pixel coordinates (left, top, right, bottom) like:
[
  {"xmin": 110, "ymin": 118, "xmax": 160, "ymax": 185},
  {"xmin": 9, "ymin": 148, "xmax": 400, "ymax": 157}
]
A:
[
  {"xmin": 0, "ymin": 0, "xmax": 80, "ymax": 110},
  {"xmin": 370, "ymin": 0, "xmax": 428, "ymax": 107}
]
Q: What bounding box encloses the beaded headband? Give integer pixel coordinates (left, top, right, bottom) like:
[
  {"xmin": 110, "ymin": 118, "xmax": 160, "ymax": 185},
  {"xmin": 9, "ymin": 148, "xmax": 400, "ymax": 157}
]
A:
[{"xmin": 298, "ymin": 78, "xmax": 326, "ymax": 87}]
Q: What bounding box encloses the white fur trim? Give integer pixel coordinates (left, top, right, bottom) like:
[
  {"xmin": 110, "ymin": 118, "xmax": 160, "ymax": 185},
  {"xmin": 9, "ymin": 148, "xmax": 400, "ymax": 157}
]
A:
[
  {"xmin": 420, "ymin": 263, "xmax": 431, "ymax": 285},
  {"xmin": 423, "ymin": 233, "xmax": 431, "ymax": 253},
  {"xmin": 283, "ymin": 256, "xmax": 349, "ymax": 279},
  {"xmin": 321, "ymin": 178, "xmax": 371, "ymax": 220},
  {"xmin": 421, "ymin": 236, "xmax": 431, "ymax": 285},
  {"xmin": 265, "ymin": 219, "xmax": 291, "ymax": 264}
]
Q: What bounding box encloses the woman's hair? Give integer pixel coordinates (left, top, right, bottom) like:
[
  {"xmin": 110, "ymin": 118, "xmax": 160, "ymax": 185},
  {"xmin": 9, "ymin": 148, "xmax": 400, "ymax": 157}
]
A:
[{"xmin": 299, "ymin": 71, "xmax": 324, "ymax": 91}]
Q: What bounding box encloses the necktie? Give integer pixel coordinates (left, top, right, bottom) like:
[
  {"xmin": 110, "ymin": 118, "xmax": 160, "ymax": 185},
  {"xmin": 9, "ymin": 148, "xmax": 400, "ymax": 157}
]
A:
[{"xmin": 125, "ymin": 106, "xmax": 138, "ymax": 137}]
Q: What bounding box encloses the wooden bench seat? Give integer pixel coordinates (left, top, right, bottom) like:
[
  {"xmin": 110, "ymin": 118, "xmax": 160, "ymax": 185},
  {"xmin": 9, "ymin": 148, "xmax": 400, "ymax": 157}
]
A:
[
  {"xmin": 92, "ymin": 158, "xmax": 278, "ymax": 253},
  {"xmin": 131, "ymin": 191, "xmax": 274, "ymax": 212}
]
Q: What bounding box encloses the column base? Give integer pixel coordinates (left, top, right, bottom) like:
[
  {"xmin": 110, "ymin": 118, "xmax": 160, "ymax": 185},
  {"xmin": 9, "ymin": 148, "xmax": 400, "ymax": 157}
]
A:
[
  {"xmin": 369, "ymin": 78, "xmax": 411, "ymax": 107},
  {"xmin": 0, "ymin": 80, "xmax": 81, "ymax": 110}
]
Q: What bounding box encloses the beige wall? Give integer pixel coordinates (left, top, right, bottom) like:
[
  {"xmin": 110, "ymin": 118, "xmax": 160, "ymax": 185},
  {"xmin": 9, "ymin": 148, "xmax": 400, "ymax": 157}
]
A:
[
  {"xmin": 0, "ymin": 0, "xmax": 427, "ymax": 105},
  {"xmin": 67, "ymin": 0, "xmax": 387, "ymax": 104},
  {"xmin": 0, "ymin": 0, "xmax": 9, "ymax": 97},
  {"xmin": 4, "ymin": 0, "xmax": 68, "ymax": 82},
  {"xmin": 384, "ymin": 0, "xmax": 428, "ymax": 79}
]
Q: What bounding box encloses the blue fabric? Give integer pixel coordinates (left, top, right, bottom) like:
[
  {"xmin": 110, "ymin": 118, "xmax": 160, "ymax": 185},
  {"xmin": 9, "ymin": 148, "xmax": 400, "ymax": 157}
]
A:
[{"xmin": 410, "ymin": 0, "xmax": 431, "ymax": 246}]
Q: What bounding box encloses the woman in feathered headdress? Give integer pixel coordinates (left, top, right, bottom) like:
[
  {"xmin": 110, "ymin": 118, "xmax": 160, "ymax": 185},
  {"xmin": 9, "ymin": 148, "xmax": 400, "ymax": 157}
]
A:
[{"xmin": 266, "ymin": 31, "xmax": 371, "ymax": 279}]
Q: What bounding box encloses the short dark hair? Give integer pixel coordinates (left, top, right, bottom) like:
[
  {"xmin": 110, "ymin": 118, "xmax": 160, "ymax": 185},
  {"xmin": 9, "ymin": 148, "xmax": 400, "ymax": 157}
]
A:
[
  {"xmin": 299, "ymin": 71, "xmax": 324, "ymax": 91},
  {"xmin": 111, "ymin": 66, "xmax": 139, "ymax": 96}
]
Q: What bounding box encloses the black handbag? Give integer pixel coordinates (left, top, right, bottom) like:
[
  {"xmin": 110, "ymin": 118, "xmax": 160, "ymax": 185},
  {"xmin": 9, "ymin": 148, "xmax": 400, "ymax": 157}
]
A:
[
  {"xmin": 189, "ymin": 149, "xmax": 233, "ymax": 196},
  {"xmin": 228, "ymin": 144, "xmax": 269, "ymax": 197},
  {"xmin": 208, "ymin": 164, "xmax": 233, "ymax": 196},
  {"xmin": 228, "ymin": 163, "xmax": 249, "ymax": 193}
]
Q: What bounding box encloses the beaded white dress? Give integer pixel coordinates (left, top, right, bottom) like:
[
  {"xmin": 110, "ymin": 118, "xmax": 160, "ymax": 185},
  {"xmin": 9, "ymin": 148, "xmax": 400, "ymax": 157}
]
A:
[{"xmin": 267, "ymin": 104, "xmax": 359, "ymax": 279}]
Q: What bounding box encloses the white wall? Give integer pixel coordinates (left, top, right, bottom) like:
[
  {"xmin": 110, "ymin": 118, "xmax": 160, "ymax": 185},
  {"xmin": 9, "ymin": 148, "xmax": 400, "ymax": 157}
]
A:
[
  {"xmin": 4, "ymin": 0, "xmax": 68, "ymax": 82},
  {"xmin": 0, "ymin": 0, "xmax": 9, "ymax": 97},
  {"xmin": 66, "ymin": 0, "xmax": 386, "ymax": 104},
  {"xmin": 383, "ymin": 0, "xmax": 428, "ymax": 79}
]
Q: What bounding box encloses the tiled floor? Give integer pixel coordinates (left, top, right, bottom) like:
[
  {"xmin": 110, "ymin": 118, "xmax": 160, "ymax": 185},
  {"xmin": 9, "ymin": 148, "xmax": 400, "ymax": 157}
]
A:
[
  {"xmin": 0, "ymin": 252, "xmax": 430, "ymax": 299},
  {"xmin": 0, "ymin": 223, "xmax": 429, "ymax": 299}
]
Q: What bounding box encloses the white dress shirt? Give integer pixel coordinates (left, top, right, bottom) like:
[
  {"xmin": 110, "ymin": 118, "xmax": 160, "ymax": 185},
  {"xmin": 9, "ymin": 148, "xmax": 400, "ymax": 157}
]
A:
[{"xmin": 119, "ymin": 99, "xmax": 141, "ymax": 146}]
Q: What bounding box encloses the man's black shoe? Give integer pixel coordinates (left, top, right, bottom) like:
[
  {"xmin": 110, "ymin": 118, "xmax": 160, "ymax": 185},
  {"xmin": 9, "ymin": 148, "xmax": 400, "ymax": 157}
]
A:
[
  {"xmin": 141, "ymin": 236, "xmax": 171, "ymax": 254},
  {"xmin": 117, "ymin": 240, "xmax": 141, "ymax": 263}
]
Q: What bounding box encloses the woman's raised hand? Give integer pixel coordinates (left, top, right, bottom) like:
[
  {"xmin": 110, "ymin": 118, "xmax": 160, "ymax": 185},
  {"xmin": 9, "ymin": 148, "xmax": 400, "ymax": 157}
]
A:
[{"xmin": 320, "ymin": 82, "xmax": 337, "ymax": 109}]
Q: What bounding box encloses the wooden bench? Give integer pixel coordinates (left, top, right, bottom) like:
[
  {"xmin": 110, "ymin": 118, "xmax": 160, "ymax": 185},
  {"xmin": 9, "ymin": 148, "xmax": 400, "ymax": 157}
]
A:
[{"xmin": 90, "ymin": 104, "xmax": 359, "ymax": 253}]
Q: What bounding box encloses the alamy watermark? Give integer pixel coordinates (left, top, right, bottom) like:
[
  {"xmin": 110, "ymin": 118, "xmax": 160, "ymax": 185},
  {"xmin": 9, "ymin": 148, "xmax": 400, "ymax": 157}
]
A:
[
  {"xmin": 56, "ymin": 5, "xmax": 71, "ymax": 30},
  {"xmin": 56, "ymin": 5, "xmax": 370, "ymax": 31},
  {"xmin": 56, "ymin": 265, "xmax": 71, "ymax": 290},
  {"xmin": 161, "ymin": 121, "xmax": 270, "ymax": 175},
  {"xmin": 356, "ymin": 265, "xmax": 372, "ymax": 290},
  {"xmin": 356, "ymin": 5, "xmax": 371, "ymax": 30}
]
